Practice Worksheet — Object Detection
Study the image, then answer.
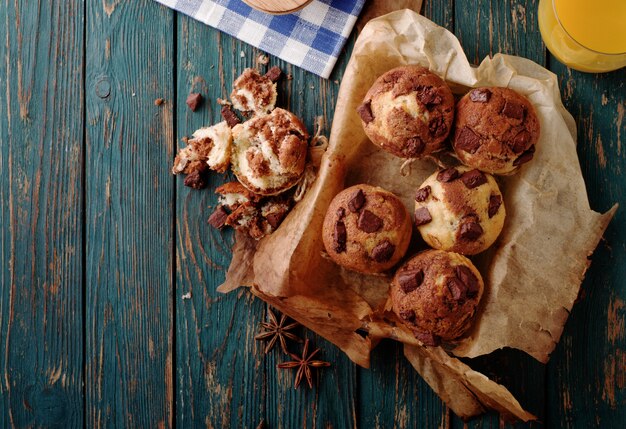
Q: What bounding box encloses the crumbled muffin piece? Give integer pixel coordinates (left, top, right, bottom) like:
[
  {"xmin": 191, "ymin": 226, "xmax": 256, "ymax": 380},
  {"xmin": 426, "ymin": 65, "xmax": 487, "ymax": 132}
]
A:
[
  {"xmin": 172, "ymin": 121, "xmax": 232, "ymax": 176},
  {"xmin": 209, "ymin": 181, "xmax": 292, "ymax": 239},
  {"xmin": 230, "ymin": 68, "xmax": 277, "ymax": 115},
  {"xmin": 390, "ymin": 250, "xmax": 484, "ymax": 345},
  {"xmin": 231, "ymin": 108, "xmax": 308, "ymax": 196}
]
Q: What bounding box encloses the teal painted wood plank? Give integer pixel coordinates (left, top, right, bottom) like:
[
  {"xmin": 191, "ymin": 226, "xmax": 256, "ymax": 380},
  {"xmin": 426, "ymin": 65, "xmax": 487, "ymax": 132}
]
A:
[
  {"xmin": 356, "ymin": 3, "xmax": 451, "ymax": 427},
  {"xmin": 545, "ymin": 63, "xmax": 626, "ymax": 428},
  {"xmin": 0, "ymin": 1, "xmax": 84, "ymax": 427},
  {"xmin": 173, "ymin": 14, "xmax": 358, "ymax": 427},
  {"xmin": 174, "ymin": 17, "xmax": 267, "ymax": 428},
  {"xmin": 455, "ymin": 0, "xmax": 545, "ymax": 66},
  {"xmin": 454, "ymin": 1, "xmax": 546, "ymax": 427},
  {"xmin": 85, "ymin": 0, "xmax": 174, "ymax": 426}
]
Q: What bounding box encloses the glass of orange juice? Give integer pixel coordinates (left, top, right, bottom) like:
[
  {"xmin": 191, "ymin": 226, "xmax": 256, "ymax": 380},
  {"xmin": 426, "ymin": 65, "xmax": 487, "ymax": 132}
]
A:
[{"xmin": 538, "ymin": 0, "xmax": 626, "ymax": 72}]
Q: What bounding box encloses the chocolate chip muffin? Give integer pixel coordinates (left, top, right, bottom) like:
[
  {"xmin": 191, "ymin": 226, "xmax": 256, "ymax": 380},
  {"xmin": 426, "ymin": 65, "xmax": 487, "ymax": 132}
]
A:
[
  {"xmin": 356, "ymin": 65, "xmax": 455, "ymax": 159},
  {"xmin": 390, "ymin": 249, "xmax": 484, "ymax": 346},
  {"xmin": 231, "ymin": 107, "xmax": 309, "ymax": 196},
  {"xmin": 452, "ymin": 87, "xmax": 540, "ymax": 175},
  {"xmin": 414, "ymin": 166, "xmax": 505, "ymax": 255},
  {"xmin": 322, "ymin": 184, "xmax": 413, "ymax": 274},
  {"xmin": 230, "ymin": 68, "xmax": 277, "ymax": 115}
]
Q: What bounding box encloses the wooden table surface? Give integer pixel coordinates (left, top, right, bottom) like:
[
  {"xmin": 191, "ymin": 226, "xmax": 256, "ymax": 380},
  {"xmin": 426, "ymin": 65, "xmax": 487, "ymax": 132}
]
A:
[{"xmin": 1, "ymin": 0, "xmax": 624, "ymax": 427}]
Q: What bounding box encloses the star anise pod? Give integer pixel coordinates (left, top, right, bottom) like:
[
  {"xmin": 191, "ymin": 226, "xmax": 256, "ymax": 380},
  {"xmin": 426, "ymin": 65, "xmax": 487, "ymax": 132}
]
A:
[
  {"xmin": 255, "ymin": 308, "xmax": 302, "ymax": 354},
  {"xmin": 277, "ymin": 339, "xmax": 331, "ymax": 389}
]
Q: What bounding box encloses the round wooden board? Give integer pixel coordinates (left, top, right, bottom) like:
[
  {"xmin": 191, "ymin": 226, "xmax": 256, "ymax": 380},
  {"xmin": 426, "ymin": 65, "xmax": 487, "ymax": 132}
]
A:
[{"xmin": 243, "ymin": 0, "xmax": 314, "ymax": 15}]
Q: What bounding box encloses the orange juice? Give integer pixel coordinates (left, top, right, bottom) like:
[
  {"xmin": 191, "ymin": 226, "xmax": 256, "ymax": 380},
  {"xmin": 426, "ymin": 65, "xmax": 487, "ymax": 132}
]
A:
[{"xmin": 538, "ymin": 0, "xmax": 626, "ymax": 72}]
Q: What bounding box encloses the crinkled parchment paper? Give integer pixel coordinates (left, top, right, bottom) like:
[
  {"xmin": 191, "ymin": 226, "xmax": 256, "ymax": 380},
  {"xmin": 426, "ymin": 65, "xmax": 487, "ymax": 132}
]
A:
[{"xmin": 218, "ymin": 9, "xmax": 616, "ymax": 420}]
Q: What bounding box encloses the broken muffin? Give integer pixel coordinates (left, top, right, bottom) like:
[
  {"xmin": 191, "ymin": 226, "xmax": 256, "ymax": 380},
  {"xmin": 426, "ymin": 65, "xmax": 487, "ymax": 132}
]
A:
[
  {"xmin": 230, "ymin": 68, "xmax": 278, "ymax": 116},
  {"xmin": 208, "ymin": 181, "xmax": 291, "ymax": 240},
  {"xmin": 231, "ymin": 107, "xmax": 309, "ymax": 196},
  {"xmin": 172, "ymin": 121, "xmax": 233, "ymax": 189}
]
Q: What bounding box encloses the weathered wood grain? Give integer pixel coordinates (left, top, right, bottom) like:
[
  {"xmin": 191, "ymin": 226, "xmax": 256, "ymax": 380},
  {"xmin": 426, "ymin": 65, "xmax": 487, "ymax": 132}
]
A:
[
  {"xmin": 545, "ymin": 63, "xmax": 626, "ymax": 428},
  {"xmin": 84, "ymin": 0, "xmax": 174, "ymax": 426},
  {"xmin": 174, "ymin": 11, "xmax": 358, "ymax": 426},
  {"xmin": 454, "ymin": 1, "xmax": 546, "ymax": 427},
  {"xmin": 0, "ymin": 1, "xmax": 84, "ymax": 427},
  {"xmin": 174, "ymin": 17, "xmax": 267, "ymax": 428}
]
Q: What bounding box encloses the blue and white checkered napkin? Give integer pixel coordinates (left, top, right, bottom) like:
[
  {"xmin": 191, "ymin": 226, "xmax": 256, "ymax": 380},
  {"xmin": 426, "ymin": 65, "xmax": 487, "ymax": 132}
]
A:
[{"xmin": 155, "ymin": 0, "xmax": 365, "ymax": 78}]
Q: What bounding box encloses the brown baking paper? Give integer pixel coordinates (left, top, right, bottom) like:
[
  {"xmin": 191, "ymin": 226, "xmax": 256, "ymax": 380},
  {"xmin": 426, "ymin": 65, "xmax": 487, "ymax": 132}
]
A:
[{"xmin": 218, "ymin": 9, "xmax": 616, "ymax": 420}]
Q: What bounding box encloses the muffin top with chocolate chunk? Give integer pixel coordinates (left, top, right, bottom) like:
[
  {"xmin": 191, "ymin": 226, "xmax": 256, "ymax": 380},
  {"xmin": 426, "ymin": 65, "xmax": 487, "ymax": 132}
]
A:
[
  {"xmin": 390, "ymin": 249, "xmax": 484, "ymax": 346},
  {"xmin": 357, "ymin": 65, "xmax": 455, "ymax": 159},
  {"xmin": 414, "ymin": 166, "xmax": 505, "ymax": 255},
  {"xmin": 322, "ymin": 184, "xmax": 413, "ymax": 274},
  {"xmin": 452, "ymin": 87, "xmax": 540, "ymax": 175}
]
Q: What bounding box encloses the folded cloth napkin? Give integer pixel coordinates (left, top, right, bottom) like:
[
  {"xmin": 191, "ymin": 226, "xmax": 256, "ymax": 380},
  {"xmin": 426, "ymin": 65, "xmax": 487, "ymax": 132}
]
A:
[{"xmin": 155, "ymin": 0, "xmax": 366, "ymax": 78}]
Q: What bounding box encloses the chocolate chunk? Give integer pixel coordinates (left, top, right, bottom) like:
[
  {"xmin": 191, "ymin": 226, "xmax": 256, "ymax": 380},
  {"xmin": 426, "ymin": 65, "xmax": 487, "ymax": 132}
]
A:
[
  {"xmin": 458, "ymin": 218, "xmax": 483, "ymax": 241},
  {"xmin": 265, "ymin": 212, "xmax": 285, "ymax": 230},
  {"xmin": 501, "ymin": 100, "xmax": 525, "ymax": 120},
  {"xmin": 460, "ymin": 169, "xmax": 487, "ymax": 189},
  {"xmin": 455, "ymin": 127, "xmax": 481, "ymax": 154},
  {"xmin": 347, "ymin": 189, "xmax": 366, "ymax": 213},
  {"xmin": 336, "ymin": 207, "xmax": 346, "ymax": 219},
  {"xmin": 428, "ymin": 116, "xmax": 447, "ymax": 137},
  {"xmin": 208, "ymin": 205, "xmax": 229, "ymax": 229},
  {"xmin": 437, "ymin": 168, "xmax": 459, "ymax": 183},
  {"xmin": 414, "ymin": 207, "xmax": 432, "ymax": 226},
  {"xmin": 488, "ymin": 194, "xmax": 502, "ymax": 218},
  {"xmin": 265, "ymin": 66, "xmax": 282, "ymax": 82},
  {"xmin": 469, "ymin": 88, "xmax": 491, "ymax": 103},
  {"xmin": 456, "ymin": 265, "xmax": 479, "ymax": 298},
  {"xmin": 447, "ymin": 277, "xmax": 466, "ymax": 301},
  {"xmin": 510, "ymin": 130, "xmax": 531, "ymax": 153},
  {"xmin": 186, "ymin": 92, "xmax": 203, "ymax": 112},
  {"xmin": 399, "ymin": 309, "xmax": 416, "ymax": 322},
  {"xmin": 220, "ymin": 105, "xmax": 241, "ymax": 128},
  {"xmin": 416, "ymin": 86, "xmax": 442, "ymax": 107},
  {"xmin": 513, "ymin": 145, "xmax": 535, "ymax": 166},
  {"xmin": 357, "ymin": 100, "xmax": 374, "ymax": 124},
  {"xmin": 357, "ymin": 210, "xmax": 383, "ymax": 233},
  {"xmin": 405, "ymin": 137, "xmax": 425, "ymax": 157},
  {"xmin": 398, "ymin": 269, "xmax": 424, "ymax": 293},
  {"xmin": 371, "ymin": 239, "xmax": 395, "ymax": 262},
  {"xmin": 183, "ymin": 164, "xmax": 210, "ymax": 189},
  {"xmin": 333, "ymin": 221, "xmax": 347, "ymax": 253},
  {"xmin": 415, "ymin": 186, "xmax": 431, "ymax": 202},
  {"xmin": 414, "ymin": 331, "xmax": 440, "ymax": 347}
]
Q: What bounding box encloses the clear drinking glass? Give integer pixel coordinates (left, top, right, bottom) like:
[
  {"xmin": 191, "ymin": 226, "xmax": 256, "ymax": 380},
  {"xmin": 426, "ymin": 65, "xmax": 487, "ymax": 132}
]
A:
[{"xmin": 538, "ymin": 0, "xmax": 626, "ymax": 73}]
